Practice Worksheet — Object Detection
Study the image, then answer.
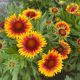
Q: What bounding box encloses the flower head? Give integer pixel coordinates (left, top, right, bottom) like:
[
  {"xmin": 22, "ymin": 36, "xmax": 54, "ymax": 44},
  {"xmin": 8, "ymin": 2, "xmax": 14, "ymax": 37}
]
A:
[
  {"xmin": 17, "ymin": 31, "xmax": 47, "ymax": 58},
  {"xmin": 22, "ymin": 8, "xmax": 41, "ymax": 20},
  {"xmin": 4, "ymin": 14, "xmax": 32, "ymax": 39},
  {"xmin": 38, "ymin": 50, "xmax": 63, "ymax": 77},
  {"xmin": 55, "ymin": 21, "xmax": 70, "ymax": 38},
  {"xmin": 66, "ymin": 3, "xmax": 79, "ymax": 14},
  {"xmin": 54, "ymin": 41, "xmax": 71, "ymax": 59},
  {"xmin": 49, "ymin": 7, "xmax": 59, "ymax": 15}
]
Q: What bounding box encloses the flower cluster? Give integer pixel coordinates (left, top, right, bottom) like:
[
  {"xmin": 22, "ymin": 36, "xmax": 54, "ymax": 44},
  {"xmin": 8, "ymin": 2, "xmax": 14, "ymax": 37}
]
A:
[
  {"xmin": 3, "ymin": 6, "xmax": 72, "ymax": 78},
  {"xmin": 2, "ymin": 1, "xmax": 80, "ymax": 79}
]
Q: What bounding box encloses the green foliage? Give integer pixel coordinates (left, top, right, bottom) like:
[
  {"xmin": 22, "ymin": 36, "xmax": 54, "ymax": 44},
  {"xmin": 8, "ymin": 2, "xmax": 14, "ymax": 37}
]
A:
[{"xmin": 65, "ymin": 75, "xmax": 72, "ymax": 80}]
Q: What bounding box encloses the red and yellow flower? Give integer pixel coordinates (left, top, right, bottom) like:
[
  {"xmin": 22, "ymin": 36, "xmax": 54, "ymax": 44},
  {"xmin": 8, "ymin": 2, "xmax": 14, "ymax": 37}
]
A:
[
  {"xmin": 4, "ymin": 14, "xmax": 32, "ymax": 39},
  {"xmin": 54, "ymin": 41, "xmax": 71, "ymax": 59},
  {"xmin": 17, "ymin": 31, "xmax": 47, "ymax": 58},
  {"xmin": 22, "ymin": 8, "xmax": 41, "ymax": 19},
  {"xmin": 55, "ymin": 21, "xmax": 70, "ymax": 38},
  {"xmin": 66, "ymin": 3, "xmax": 79, "ymax": 14},
  {"xmin": 38, "ymin": 50, "xmax": 63, "ymax": 77}
]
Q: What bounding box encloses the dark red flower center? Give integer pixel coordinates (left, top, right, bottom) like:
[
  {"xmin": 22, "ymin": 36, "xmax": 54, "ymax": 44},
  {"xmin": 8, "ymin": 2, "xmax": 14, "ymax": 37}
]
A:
[
  {"xmin": 44, "ymin": 55, "xmax": 57, "ymax": 70},
  {"xmin": 56, "ymin": 46, "xmax": 64, "ymax": 53},
  {"xmin": 27, "ymin": 39, "xmax": 36, "ymax": 48},
  {"xmin": 59, "ymin": 29, "xmax": 66, "ymax": 36},
  {"xmin": 12, "ymin": 21, "xmax": 26, "ymax": 33},
  {"xmin": 45, "ymin": 60, "xmax": 54, "ymax": 68},
  {"xmin": 0, "ymin": 43, "xmax": 2, "ymax": 49},
  {"xmin": 52, "ymin": 8, "xmax": 58, "ymax": 13},
  {"xmin": 24, "ymin": 37, "xmax": 40, "ymax": 51},
  {"xmin": 26, "ymin": 11, "xmax": 36, "ymax": 18},
  {"xmin": 15, "ymin": 22, "xmax": 23, "ymax": 29},
  {"xmin": 70, "ymin": 6, "xmax": 77, "ymax": 12}
]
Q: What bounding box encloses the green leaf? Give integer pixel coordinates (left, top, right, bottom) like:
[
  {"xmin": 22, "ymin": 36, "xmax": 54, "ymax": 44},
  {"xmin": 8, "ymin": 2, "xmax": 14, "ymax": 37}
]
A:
[
  {"xmin": 22, "ymin": 73, "xmax": 31, "ymax": 80},
  {"xmin": 12, "ymin": 67, "xmax": 19, "ymax": 80},
  {"xmin": 77, "ymin": 63, "xmax": 80, "ymax": 71},
  {"xmin": 65, "ymin": 75, "xmax": 72, "ymax": 80},
  {"xmin": 0, "ymin": 73, "xmax": 10, "ymax": 80},
  {"xmin": 74, "ymin": 73, "xmax": 80, "ymax": 80},
  {"xmin": 6, "ymin": 1, "xmax": 24, "ymax": 16},
  {"xmin": 31, "ymin": 63, "xmax": 41, "ymax": 80}
]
